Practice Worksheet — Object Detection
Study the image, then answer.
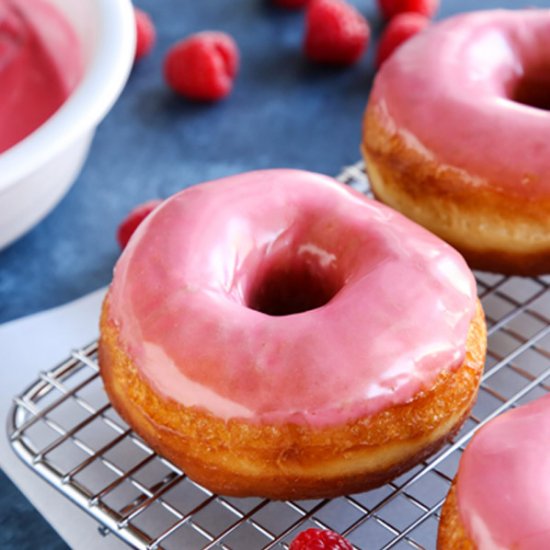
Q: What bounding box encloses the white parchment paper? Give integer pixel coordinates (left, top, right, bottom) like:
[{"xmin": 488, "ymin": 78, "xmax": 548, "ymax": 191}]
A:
[{"xmin": 0, "ymin": 288, "xmax": 127, "ymax": 550}]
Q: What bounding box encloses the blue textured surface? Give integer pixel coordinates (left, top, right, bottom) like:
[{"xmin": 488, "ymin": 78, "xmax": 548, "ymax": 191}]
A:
[
  {"xmin": 0, "ymin": 470, "xmax": 68, "ymax": 550},
  {"xmin": 1, "ymin": 0, "xmax": 549, "ymax": 547}
]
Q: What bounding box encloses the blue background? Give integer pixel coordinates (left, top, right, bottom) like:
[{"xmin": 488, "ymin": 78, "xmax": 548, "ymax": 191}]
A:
[{"xmin": 0, "ymin": 0, "xmax": 545, "ymax": 547}]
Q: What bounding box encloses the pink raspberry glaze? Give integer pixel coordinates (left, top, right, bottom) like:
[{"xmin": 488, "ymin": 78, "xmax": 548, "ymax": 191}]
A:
[
  {"xmin": 107, "ymin": 170, "xmax": 477, "ymax": 428},
  {"xmin": 0, "ymin": 0, "xmax": 82, "ymax": 153},
  {"xmin": 456, "ymin": 395, "xmax": 550, "ymax": 549},
  {"xmin": 369, "ymin": 9, "xmax": 550, "ymax": 199}
]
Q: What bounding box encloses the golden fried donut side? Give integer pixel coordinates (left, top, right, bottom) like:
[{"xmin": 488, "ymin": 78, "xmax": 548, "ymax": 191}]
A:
[
  {"xmin": 438, "ymin": 483, "xmax": 475, "ymax": 550},
  {"xmin": 362, "ymin": 106, "xmax": 550, "ymax": 276},
  {"xmin": 99, "ymin": 299, "xmax": 486, "ymax": 500}
]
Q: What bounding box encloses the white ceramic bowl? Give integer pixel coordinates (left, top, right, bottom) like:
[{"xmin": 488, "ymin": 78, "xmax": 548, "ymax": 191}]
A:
[{"xmin": 0, "ymin": 0, "xmax": 135, "ymax": 250}]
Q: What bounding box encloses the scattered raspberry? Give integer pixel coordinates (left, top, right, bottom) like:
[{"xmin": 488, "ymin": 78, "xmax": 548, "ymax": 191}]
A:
[
  {"xmin": 304, "ymin": 0, "xmax": 370, "ymax": 65},
  {"xmin": 377, "ymin": 0, "xmax": 438, "ymax": 20},
  {"xmin": 164, "ymin": 32, "xmax": 239, "ymax": 101},
  {"xmin": 289, "ymin": 528, "xmax": 353, "ymax": 550},
  {"xmin": 134, "ymin": 8, "xmax": 156, "ymax": 61},
  {"xmin": 273, "ymin": 0, "xmax": 311, "ymax": 8},
  {"xmin": 117, "ymin": 200, "xmax": 162, "ymax": 249},
  {"xmin": 376, "ymin": 12, "xmax": 429, "ymax": 68}
]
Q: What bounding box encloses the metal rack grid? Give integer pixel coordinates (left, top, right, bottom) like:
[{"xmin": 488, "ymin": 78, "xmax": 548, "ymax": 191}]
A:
[{"xmin": 7, "ymin": 162, "xmax": 550, "ymax": 549}]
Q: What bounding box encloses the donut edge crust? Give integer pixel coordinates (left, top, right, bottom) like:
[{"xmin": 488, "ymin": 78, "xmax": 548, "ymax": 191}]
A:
[
  {"xmin": 437, "ymin": 482, "xmax": 475, "ymax": 549},
  {"xmin": 99, "ymin": 299, "xmax": 486, "ymax": 500},
  {"xmin": 362, "ymin": 104, "xmax": 550, "ymax": 276}
]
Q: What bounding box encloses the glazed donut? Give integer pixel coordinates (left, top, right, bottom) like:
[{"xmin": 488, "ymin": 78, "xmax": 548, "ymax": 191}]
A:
[
  {"xmin": 438, "ymin": 395, "xmax": 550, "ymax": 549},
  {"xmin": 99, "ymin": 170, "xmax": 486, "ymax": 500},
  {"xmin": 363, "ymin": 10, "xmax": 550, "ymax": 275}
]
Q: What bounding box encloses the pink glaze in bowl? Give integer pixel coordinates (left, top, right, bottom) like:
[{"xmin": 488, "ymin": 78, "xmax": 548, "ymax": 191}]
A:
[{"xmin": 0, "ymin": 0, "xmax": 135, "ymax": 249}]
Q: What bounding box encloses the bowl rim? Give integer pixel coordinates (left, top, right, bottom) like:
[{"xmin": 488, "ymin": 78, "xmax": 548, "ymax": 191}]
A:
[{"xmin": 0, "ymin": 0, "xmax": 136, "ymax": 191}]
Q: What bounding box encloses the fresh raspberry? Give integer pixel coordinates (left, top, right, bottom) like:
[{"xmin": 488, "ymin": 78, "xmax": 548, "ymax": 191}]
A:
[
  {"xmin": 164, "ymin": 32, "xmax": 239, "ymax": 101},
  {"xmin": 117, "ymin": 200, "xmax": 162, "ymax": 249},
  {"xmin": 376, "ymin": 12, "xmax": 429, "ymax": 68},
  {"xmin": 377, "ymin": 0, "xmax": 438, "ymax": 20},
  {"xmin": 134, "ymin": 8, "xmax": 156, "ymax": 61},
  {"xmin": 304, "ymin": 0, "xmax": 370, "ymax": 65},
  {"xmin": 289, "ymin": 528, "xmax": 353, "ymax": 550},
  {"xmin": 273, "ymin": 0, "xmax": 310, "ymax": 8}
]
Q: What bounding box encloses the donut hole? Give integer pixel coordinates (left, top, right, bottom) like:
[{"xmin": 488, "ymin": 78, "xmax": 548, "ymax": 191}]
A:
[
  {"xmin": 247, "ymin": 257, "xmax": 343, "ymax": 317},
  {"xmin": 512, "ymin": 68, "xmax": 550, "ymax": 111}
]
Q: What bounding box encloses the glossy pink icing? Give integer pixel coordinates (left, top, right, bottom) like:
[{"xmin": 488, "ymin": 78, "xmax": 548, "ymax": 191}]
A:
[
  {"xmin": 456, "ymin": 395, "xmax": 550, "ymax": 549},
  {"xmin": 369, "ymin": 9, "xmax": 550, "ymax": 199},
  {"xmin": 107, "ymin": 170, "xmax": 477, "ymax": 427},
  {"xmin": 0, "ymin": 0, "xmax": 82, "ymax": 153}
]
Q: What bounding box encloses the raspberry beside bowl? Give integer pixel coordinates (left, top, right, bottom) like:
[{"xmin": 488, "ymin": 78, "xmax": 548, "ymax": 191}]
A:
[{"xmin": 0, "ymin": 0, "xmax": 136, "ymax": 250}]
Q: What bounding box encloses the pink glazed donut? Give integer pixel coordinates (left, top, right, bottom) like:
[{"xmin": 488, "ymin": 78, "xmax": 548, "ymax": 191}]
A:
[
  {"xmin": 439, "ymin": 394, "xmax": 550, "ymax": 548},
  {"xmin": 99, "ymin": 170, "xmax": 486, "ymax": 500},
  {"xmin": 363, "ymin": 10, "xmax": 550, "ymax": 275}
]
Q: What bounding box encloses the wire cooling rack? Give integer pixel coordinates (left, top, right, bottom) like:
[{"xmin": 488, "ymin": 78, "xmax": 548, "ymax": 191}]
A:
[{"xmin": 7, "ymin": 162, "xmax": 550, "ymax": 549}]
